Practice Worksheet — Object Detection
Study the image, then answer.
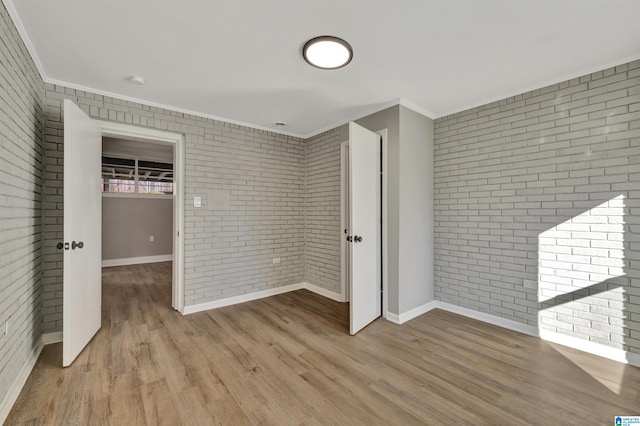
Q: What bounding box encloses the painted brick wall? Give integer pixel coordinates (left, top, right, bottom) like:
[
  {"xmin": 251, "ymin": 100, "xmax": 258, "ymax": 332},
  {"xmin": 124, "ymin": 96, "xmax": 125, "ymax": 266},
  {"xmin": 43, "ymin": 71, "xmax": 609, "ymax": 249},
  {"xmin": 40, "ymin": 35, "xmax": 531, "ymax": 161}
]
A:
[
  {"xmin": 434, "ymin": 61, "xmax": 640, "ymax": 354},
  {"xmin": 304, "ymin": 127, "xmax": 345, "ymax": 293},
  {"xmin": 0, "ymin": 1, "xmax": 44, "ymax": 405},
  {"xmin": 41, "ymin": 87, "xmax": 305, "ymax": 331}
]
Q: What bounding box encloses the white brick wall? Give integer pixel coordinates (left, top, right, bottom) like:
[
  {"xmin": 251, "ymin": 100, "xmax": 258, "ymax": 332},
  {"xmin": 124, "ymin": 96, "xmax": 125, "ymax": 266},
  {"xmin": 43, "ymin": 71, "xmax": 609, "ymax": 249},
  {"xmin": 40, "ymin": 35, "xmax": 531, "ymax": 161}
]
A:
[
  {"xmin": 434, "ymin": 60, "xmax": 640, "ymax": 354},
  {"xmin": 41, "ymin": 87, "xmax": 306, "ymax": 331},
  {"xmin": 304, "ymin": 128, "xmax": 344, "ymax": 293},
  {"xmin": 0, "ymin": 1, "xmax": 44, "ymax": 404}
]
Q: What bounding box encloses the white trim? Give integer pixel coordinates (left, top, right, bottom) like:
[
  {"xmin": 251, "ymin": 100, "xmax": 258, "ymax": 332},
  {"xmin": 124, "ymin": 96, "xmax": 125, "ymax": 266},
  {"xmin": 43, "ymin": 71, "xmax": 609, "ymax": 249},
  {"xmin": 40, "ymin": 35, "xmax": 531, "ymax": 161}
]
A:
[
  {"xmin": 101, "ymin": 254, "xmax": 173, "ymax": 268},
  {"xmin": 47, "ymin": 78, "xmax": 304, "ymax": 139},
  {"xmin": 42, "ymin": 331, "xmax": 63, "ymax": 345},
  {"xmin": 397, "ymin": 98, "xmax": 437, "ymax": 120},
  {"xmin": 1, "ymin": 0, "xmax": 47, "ymax": 79},
  {"xmin": 539, "ymin": 329, "xmax": 640, "ymax": 369},
  {"xmin": 434, "ymin": 301, "xmax": 539, "ymax": 337},
  {"xmin": 0, "ymin": 339, "xmax": 43, "ymax": 425},
  {"xmin": 183, "ymin": 283, "xmax": 304, "ymax": 314},
  {"xmin": 173, "ymin": 129, "xmax": 186, "ymax": 313},
  {"xmin": 400, "ymin": 301, "xmax": 439, "ymax": 324},
  {"xmin": 100, "ymin": 121, "xmax": 184, "ymax": 144},
  {"xmin": 435, "ymin": 53, "xmax": 640, "ymax": 119},
  {"xmin": 305, "ymin": 98, "xmax": 436, "ymax": 139},
  {"xmin": 395, "ymin": 301, "xmax": 640, "ymax": 367},
  {"xmin": 95, "ymin": 120, "xmax": 185, "ymax": 314},
  {"xmin": 377, "ymin": 129, "xmax": 389, "ymax": 319},
  {"xmin": 183, "ymin": 282, "xmax": 347, "ymax": 315},
  {"xmin": 385, "ymin": 312, "xmax": 401, "ymax": 324},
  {"xmin": 340, "ymin": 140, "xmax": 349, "ymax": 303},
  {"xmin": 4, "ymin": 0, "xmax": 638, "ymax": 139},
  {"xmin": 302, "ymin": 282, "xmax": 345, "ymax": 302},
  {"xmin": 384, "ymin": 301, "xmax": 439, "ymax": 325}
]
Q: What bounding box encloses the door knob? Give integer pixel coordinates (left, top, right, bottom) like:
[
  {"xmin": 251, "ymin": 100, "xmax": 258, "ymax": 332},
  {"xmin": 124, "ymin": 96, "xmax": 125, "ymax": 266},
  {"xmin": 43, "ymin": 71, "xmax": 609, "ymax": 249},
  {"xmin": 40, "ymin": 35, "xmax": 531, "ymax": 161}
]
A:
[
  {"xmin": 71, "ymin": 241, "xmax": 84, "ymax": 250},
  {"xmin": 354, "ymin": 235, "xmax": 363, "ymax": 243}
]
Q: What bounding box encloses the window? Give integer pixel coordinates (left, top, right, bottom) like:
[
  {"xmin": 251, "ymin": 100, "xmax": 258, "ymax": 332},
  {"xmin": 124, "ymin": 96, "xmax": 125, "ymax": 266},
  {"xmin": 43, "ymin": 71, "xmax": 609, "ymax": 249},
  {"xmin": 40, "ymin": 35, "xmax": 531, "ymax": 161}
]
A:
[{"xmin": 102, "ymin": 155, "xmax": 173, "ymax": 195}]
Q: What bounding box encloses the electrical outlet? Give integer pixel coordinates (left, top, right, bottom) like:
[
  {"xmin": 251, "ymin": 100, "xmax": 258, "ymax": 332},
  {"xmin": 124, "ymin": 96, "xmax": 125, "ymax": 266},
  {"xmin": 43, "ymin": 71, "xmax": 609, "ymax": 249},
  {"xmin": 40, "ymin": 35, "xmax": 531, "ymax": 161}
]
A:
[
  {"xmin": 272, "ymin": 257, "xmax": 281, "ymax": 264},
  {"xmin": 194, "ymin": 196, "xmax": 202, "ymax": 208},
  {"xmin": 149, "ymin": 235, "xmax": 155, "ymax": 242}
]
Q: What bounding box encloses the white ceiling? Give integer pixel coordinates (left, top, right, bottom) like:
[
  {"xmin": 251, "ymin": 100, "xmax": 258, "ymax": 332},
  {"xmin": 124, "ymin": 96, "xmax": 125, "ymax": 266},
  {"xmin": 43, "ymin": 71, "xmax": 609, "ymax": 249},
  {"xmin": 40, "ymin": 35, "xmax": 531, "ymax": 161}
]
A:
[{"xmin": 7, "ymin": 0, "xmax": 640, "ymax": 137}]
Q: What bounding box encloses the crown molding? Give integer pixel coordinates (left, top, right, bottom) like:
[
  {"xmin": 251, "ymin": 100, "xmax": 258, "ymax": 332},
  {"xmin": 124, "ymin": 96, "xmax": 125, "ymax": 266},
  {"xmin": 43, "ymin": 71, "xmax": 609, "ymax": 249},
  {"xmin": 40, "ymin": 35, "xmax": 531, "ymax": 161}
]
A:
[
  {"xmin": 435, "ymin": 53, "xmax": 640, "ymax": 119},
  {"xmin": 2, "ymin": 0, "xmax": 46, "ymax": 79},
  {"xmin": 44, "ymin": 77, "xmax": 306, "ymax": 138}
]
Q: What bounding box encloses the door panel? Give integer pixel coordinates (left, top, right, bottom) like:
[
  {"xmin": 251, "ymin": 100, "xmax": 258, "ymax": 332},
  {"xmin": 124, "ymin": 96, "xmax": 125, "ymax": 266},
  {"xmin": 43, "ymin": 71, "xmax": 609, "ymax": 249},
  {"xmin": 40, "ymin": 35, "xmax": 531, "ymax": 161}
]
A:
[
  {"xmin": 349, "ymin": 122, "xmax": 381, "ymax": 335},
  {"xmin": 63, "ymin": 99, "xmax": 102, "ymax": 367}
]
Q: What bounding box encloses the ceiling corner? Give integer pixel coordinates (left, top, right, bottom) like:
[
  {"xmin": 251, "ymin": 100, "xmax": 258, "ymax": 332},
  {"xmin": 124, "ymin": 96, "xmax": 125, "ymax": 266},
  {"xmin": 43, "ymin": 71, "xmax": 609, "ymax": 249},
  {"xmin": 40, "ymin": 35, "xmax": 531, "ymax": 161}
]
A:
[
  {"xmin": 2, "ymin": 0, "xmax": 48, "ymax": 81},
  {"xmin": 397, "ymin": 98, "xmax": 438, "ymax": 120}
]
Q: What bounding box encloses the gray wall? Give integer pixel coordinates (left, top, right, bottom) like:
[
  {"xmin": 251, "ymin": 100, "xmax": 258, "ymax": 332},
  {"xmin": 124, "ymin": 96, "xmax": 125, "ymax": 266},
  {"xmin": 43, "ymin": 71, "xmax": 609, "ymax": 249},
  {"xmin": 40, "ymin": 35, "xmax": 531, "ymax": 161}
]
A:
[
  {"xmin": 434, "ymin": 61, "xmax": 640, "ymax": 354},
  {"xmin": 0, "ymin": 0, "xmax": 44, "ymax": 409},
  {"xmin": 102, "ymin": 197, "xmax": 173, "ymax": 261},
  {"xmin": 42, "ymin": 87, "xmax": 306, "ymax": 332},
  {"xmin": 303, "ymin": 105, "xmax": 435, "ymax": 317},
  {"xmin": 356, "ymin": 106, "xmax": 401, "ymax": 314},
  {"xmin": 398, "ymin": 106, "xmax": 434, "ymax": 313},
  {"xmin": 304, "ymin": 127, "xmax": 345, "ymax": 293}
]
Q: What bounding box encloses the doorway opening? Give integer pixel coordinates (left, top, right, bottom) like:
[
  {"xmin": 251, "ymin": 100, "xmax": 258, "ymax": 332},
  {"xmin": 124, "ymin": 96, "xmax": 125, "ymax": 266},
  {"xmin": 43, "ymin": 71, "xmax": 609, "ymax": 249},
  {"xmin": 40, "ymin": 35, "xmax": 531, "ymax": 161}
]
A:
[
  {"xmin": 99, "ymin": 122, "xmax": 185, "ymax": 313},
  {"xmin": 101, "ymin": 137, "xmax": 175, "ymax": 299}
]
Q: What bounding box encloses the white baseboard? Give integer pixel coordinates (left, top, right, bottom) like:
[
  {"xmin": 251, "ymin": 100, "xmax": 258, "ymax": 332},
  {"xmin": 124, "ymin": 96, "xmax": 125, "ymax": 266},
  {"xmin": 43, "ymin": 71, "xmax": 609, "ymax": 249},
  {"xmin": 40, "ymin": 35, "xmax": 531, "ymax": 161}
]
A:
[
  {"xmin": 183, "ymin": 281, "xmax": 346, "ymax": 315},
  {"xmin": 42, "ymin": 331, "xmax": 63, "ymax": 345},
  {"xmin": 539, "ymin": 329, "xmax": 640, "ymax": 368},
  {"xmin": 102, "ymin": 254, "xmax": 173, "ymax": 268},
  {"xmin": 434, "ymin": 301, "xmax": 539, "ymax": 337},
  {"xmin": 433, "ymin": 301, "xmax": 640, "ymax": 368},
  {"xmin": 385, "ymin": 311, "xmax": 400, "ymax": 324},
  {"xmin": 399, "ymin": 301, "xmax": 439, "ymax": 324},
  {"xmin": 301, "ymin": 282, "xmax": 345, "ymax": 302},
  {"xmin": 183, "ymin": 283, "xmax": 304, "ymax": 314},
  {"xmin": 385, "ymin": 301, "xmax": 439, "ymax": 325},
  {"xmin": 0, "ymin": 339, "xmax": 44, "ymax": 425}
]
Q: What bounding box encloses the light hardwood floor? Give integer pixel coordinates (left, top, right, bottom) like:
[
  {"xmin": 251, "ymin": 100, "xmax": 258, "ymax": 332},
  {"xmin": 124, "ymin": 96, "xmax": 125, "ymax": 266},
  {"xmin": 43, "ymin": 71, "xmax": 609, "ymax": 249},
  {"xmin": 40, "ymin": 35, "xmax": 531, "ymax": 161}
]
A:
[{"xmin": 6, "ymin": 262, "xmax": 640, "ymax": 425}]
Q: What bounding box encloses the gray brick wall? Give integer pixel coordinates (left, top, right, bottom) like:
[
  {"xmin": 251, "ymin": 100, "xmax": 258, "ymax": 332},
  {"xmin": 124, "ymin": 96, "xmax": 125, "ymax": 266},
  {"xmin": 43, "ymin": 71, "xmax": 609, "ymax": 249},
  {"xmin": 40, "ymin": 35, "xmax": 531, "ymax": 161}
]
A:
[
  {"xmin": 42, "ymin": 86, "xmax": 305, "ymax": 331},
  {"xmin": 0, "ymin": 1, "xmax": 44, "ymax": 403},
  {"xmin": 304, "ymin": 127, "xmax": 345, "ymax": 293},
  {"xmin": 434, "ymin": 60, "xmax": 640, "ymax": 354}
]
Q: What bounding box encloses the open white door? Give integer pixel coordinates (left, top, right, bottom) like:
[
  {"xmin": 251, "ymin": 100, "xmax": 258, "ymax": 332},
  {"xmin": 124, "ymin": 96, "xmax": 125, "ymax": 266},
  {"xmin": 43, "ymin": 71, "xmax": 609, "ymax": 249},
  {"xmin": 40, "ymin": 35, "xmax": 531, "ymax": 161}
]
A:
[
  {"xmin": 349, "ymin": 122, "xmax": 381, "ymax": 335},
  {"xmin": 63, "ymin": 99, "xmax": 102, "ymax": 367}
]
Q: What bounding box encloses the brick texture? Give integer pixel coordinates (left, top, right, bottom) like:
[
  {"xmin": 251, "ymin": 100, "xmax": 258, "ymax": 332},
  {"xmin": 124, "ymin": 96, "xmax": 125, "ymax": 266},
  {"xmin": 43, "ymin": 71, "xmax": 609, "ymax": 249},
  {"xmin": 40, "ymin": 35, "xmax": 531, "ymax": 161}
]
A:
[
  {"xmin": 41, "ymin": 87, "xmax": 305, "ymax": 331},
  {"xmin": 304, "ymin": 128, "xmax": 344, "ymax": 293},
  {"xmin": 0, "ymin": 1, "xmax": 44, "ymax": 404},
  {"xmin": 434, "ymin": 61, "xmax": 640, "ymax": 354}
]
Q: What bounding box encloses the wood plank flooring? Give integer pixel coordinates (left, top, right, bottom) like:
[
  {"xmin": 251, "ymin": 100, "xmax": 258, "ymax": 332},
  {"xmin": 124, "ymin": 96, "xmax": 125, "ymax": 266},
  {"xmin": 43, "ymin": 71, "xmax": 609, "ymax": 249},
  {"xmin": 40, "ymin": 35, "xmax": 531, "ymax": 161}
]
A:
[{"xmin": 6, "ymin": 262, "xmax": 640, "ymax": 425}]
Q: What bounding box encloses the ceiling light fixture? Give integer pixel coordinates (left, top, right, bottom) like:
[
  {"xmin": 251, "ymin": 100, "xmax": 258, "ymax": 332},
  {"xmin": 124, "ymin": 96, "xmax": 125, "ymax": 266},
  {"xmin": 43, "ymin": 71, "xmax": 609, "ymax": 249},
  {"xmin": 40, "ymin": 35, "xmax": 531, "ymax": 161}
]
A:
[{"xmin": 303, "ymin": 36, "xmax": 353, "ymax": 70}]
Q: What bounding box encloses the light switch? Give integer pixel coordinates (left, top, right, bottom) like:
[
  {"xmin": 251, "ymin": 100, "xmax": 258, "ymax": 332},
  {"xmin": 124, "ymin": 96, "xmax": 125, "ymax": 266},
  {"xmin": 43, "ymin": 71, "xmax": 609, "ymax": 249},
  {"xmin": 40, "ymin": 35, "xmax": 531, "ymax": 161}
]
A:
[{"xmin": 194, "ymin": 196, "xmax": 202, "ymax": 208}]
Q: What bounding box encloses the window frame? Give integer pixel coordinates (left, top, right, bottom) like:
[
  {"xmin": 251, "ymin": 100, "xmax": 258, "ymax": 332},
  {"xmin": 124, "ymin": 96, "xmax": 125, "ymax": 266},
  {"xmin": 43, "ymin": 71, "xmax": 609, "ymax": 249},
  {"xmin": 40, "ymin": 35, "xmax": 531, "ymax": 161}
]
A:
[{"xmin": 102, "ymin": 154, "xmax": 174, "ymax": 199}]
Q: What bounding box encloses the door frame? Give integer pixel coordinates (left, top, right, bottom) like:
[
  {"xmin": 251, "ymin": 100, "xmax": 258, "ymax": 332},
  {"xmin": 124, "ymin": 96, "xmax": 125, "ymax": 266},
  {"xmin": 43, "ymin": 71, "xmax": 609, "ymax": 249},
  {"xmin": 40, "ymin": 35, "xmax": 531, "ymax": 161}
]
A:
[
  {"xmin": 99, "ymin": 121, "xmax": 186, "ymax": 313},
  {"xmin": 340, "ymin": 129, "xmax": 388, "ymax": 317}
]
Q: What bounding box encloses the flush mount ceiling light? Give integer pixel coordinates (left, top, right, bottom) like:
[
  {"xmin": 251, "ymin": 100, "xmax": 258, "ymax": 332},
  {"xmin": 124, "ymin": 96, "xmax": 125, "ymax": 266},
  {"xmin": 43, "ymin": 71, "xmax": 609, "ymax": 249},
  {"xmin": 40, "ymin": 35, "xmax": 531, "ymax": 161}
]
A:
[{"xmin": 303, "ymin": 36, "xmax": 353, "ymax": 70}]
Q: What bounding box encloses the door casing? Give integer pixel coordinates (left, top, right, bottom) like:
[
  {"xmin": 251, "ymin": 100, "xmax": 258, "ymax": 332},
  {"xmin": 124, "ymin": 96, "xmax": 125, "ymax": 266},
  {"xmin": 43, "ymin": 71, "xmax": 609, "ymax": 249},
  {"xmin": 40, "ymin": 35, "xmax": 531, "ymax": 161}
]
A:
[{"xmin": 98, "ymin": 121, "xmax": 186, "ymax": 312}]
